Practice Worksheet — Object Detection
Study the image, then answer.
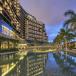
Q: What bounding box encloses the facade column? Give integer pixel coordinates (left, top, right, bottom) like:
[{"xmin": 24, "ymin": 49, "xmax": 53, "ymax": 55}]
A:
[
  {"xmin": 8, "ymin": 41, "xmax": 9, "ymax": 49},
  {"xmin": 0, "ymin": 41, "xmax": 1, "ymax": 50}
]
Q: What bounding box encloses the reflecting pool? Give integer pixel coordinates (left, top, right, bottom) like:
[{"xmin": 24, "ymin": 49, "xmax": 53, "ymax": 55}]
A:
[{"xmin": 44, "ymin": 53, "xmax": 76, "ymax": 76}]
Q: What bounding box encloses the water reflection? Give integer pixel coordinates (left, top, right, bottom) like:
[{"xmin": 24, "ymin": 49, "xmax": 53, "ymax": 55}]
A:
[
  {"xmin": 45, "ymin": 53, "xmax": 76, "ymax": 76},
  {"xmin": 0, "ymin": 51, "xmax": 25, "ymax": 76},
  {"xmin": 1, "ymin": 51, "xmax": 76, "ymax": 76}
]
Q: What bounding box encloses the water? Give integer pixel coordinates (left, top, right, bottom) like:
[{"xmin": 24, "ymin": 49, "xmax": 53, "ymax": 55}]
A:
[
  {"xmin": 44, "ymin": 53, "xmax": 76, "ymax": 76},
  {"xmin": 1, "ymin": 52, "xmax": 76, "ymax": 76}
]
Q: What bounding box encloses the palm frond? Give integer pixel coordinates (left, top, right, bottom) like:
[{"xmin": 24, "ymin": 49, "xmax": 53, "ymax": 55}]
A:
[{"xmin": 64, "ymin": 10, "xmax": 75, "ymax": 17}]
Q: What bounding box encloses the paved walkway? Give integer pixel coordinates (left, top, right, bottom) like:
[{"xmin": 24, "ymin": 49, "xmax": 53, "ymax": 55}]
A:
[{"xmin": 44, "ymin": 53, "xmax": 73, "ymax": 76}]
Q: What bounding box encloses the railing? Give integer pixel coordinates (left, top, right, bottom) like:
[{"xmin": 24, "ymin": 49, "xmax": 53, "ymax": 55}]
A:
[
  {"xmin": 18, "ymin": 45, "xmax": 57, "ymax": 53},
  {"xmin": 64, "ymin": 49, "xmax": 76, "ymax": 56}
]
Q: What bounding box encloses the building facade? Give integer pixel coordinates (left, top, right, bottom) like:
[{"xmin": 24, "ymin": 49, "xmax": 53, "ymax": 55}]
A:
[
  {"xmin": 19, "ymin": 5, "xmax": 48, "ymax": 44},
  {"xmin": 25, "ymin": 13, "xmax": 48, "ymax": 44},
  {"xmin": 0, "ymin": 0, "xmax": 21, "ymax": 75},
  {"xmin": 0, "ymin": 0, "xmax": 23, "ymax": 38},
  {"xmin": 0, "ymin": 0, "xmax": 48, "ymax": 44},
  {"xmin": 62, "ymin": 41, "xmax": 76, "ymax": 50},
  {"xmin": 0, "ymin": 0, "xmax": 21, "ymax": 54},
  {"xmin": 0, "ymin": 0, "xmax": 48, "ymax": 76}
]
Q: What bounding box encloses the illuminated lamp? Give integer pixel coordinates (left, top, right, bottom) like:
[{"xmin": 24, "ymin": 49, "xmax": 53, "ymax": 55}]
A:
[{"xmin": 0, "ymin": 6, "xmax": 2, "ymax": 13}]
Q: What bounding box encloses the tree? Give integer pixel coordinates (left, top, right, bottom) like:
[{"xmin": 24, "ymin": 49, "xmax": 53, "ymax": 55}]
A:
[
  {"xmin": 64, "ymin": 10, "xmax": 76, "ymax": 35},
  {"xmin": 53, "ymin": 28, "xmax": 75, "ymax": 51},
  {"xmin": 53, "ymin": 34, "xmax": 63, "ymax": 50},
  {"xmin": 59, "ymin": 28, "xmax": 75, "ymax": 50}
]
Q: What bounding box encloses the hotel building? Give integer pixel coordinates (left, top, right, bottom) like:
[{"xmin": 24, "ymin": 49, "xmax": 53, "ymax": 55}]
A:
[
  {"xmin": 25, "ymin": 12, "xmax": 48, "ymax": 44},
  {"xmin": 0, "ymin": 0, "xmax": 22, "ymax": 75},
  {"xmin": 0, "ymin": 0, "xmax": 22, "ymax": 54},
  {"xmin": 63, "ymin": 41, "xmax": 76, "ymax": 50},
  {"xmin": 0, "ymin": 0, "xmax": 48, "ymax": 44},
  {"xmin": 19, "ymin": 5, "xmax": 48, "ymax": 44},
  {"xmin": 0, "ymin": 0, "xmax": 25, "ymax": 39},
  {"xmin": 0, "ymin": 0, "xmax": 48, "ymax": 76}
]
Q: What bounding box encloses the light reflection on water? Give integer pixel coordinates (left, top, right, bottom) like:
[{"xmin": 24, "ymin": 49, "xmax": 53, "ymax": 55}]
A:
[
  {"xmin": 1, "ymin": 52, "xmax": 76, "ymax": 76},
  {"xmin": 44, "ymin": 53, "xmax": 76, "ymax": 76}
]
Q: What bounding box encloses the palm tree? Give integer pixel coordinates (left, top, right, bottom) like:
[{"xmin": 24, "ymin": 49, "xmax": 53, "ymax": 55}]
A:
[
  {"xmin": 53, "ymin": 34, "xmax": 63, "ymax": 50},
  {"xmin": 54, "ymin": 28, "xmax": 75, "ymax": 50},
  {"xmin": 64, "ymin": 10, "xmax": 76, "ymax": 18},
  {"xmin": 58, "ymin": 28, "xmax": 75, "ymax": 60},
  {"xmin": 60, "ymin": 28, "xmax": 75, "ymax": 50},
  {"xmin": 64, "ymin": 10, "xmax": 76, "ymax": 34}
]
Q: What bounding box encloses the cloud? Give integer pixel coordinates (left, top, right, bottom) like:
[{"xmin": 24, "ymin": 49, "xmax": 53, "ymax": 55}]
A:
[
  {"xmin": 20, "ymin": 0, "xmax": 76, "ymax": 41},
  {"xmin": 20, "ymin": 0, "xmax": 76, "ymax": 25}
]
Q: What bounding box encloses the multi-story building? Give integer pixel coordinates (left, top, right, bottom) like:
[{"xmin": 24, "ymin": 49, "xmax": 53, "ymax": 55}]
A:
[
  {"xmin": 0, "ymin": 0, "xmax": 48, "ymax": 76},
  {"xmin": 0, "ymin": 0, "xmax": 21, "ymax": 54},
  {"xmin": 0, "ymin": 0, "xmax": 48, "ymax": 43},
  {"xmin": 19, "ymin": 5, "xmax": 27, "ymax": 39},
  {"xmin": 62, "ymin": 41, "xmax": 76, "ymax": 49},
  {"xmin": 0, "ymin": 0, "xmax": 24, "ymax": 39},
  {"xmin": 25, "ymin": 13, "xmax": 48, "ymax": 44},
  {"xmin": 0, "ymin": 0, "xmax": 21, "ymax": 76},
  {"xmin": 19, "ymin": 6, "xmax": 48, "ymax": 44}
]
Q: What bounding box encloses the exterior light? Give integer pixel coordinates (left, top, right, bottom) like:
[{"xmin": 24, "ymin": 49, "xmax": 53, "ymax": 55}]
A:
[{"xmin": 0, "ymin": 6, "xmax": 2, "ymax": 13}]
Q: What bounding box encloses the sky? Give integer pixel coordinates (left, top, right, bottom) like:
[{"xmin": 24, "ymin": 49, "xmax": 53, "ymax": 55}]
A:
[{"xmin": 20, "ymin": 0, "xmax": 76, "ymax": 42}]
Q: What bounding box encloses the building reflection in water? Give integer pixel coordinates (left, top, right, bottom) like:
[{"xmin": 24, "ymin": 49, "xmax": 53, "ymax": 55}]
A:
[{"xmin": 0, "ymin": 51, "xmax": 48, "ymax": 76}]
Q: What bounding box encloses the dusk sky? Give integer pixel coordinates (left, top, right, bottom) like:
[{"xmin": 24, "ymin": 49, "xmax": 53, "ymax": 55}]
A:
[{"xmin": 20, "ymin": 0, "xmax": 76, "ymax": 42}]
